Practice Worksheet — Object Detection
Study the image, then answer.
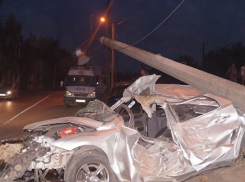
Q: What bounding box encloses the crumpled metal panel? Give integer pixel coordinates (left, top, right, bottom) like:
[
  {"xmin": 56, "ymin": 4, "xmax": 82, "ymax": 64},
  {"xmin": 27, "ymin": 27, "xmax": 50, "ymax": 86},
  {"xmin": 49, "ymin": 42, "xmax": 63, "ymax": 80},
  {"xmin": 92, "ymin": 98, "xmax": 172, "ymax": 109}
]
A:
[
  {"xmin": 134, "ymin": 95, "xmax": 157, "ymax": 118},
  {"xmin": 115, "ymin": 127, "xmax": 194, "ymax": 182},
  {"xmin": 132, "ymin": 136, "xmax": 183, "ymax": 181},
  {"xmin": 130, "ymin": 105, "xmax": 244, "ymax": 181},
  {"xmin": 112, "ymin": 127, "xmax": 142, "ymax": 182},
  {"xmin": 114, "ymin": 75, "xmax": 245, "ymax": 181},
  {"xmin": 171, "ymin": 104, "xmax": 244, "ymax": 171},
  {"xmin": 121, "ymin": 104, "xmax": 245, "ymax": 182},
  {"xmin": 155, "ymin": 84, "xmax": 203, "ymax": 100},
  {"xmin": 110, "ymin": 75, "xmax": 161, "ymax": 111},
  {"xmin": 123, "ymin": 75, "xmax": 160, "ymax": 97}
]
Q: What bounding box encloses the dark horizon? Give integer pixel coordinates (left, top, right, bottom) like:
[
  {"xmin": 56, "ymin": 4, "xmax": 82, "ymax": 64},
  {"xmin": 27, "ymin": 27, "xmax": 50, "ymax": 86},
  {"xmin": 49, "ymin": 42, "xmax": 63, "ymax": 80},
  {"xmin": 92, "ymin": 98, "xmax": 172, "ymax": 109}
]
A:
[{"xmin": 1, "ymin": 0, "xmax": 245, "ymax": 72}]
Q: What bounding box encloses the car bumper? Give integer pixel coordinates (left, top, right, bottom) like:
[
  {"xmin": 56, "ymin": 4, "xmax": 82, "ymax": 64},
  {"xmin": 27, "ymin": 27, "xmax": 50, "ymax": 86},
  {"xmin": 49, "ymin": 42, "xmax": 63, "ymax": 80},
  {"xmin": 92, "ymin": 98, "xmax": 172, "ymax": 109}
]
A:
[
  {"xmin": 0, "ymin": 94, "xmax": 13, "ymax": 99},
  {"xmin": 64, "ymin": 96, "xmax": 95, "ymax": 104}
]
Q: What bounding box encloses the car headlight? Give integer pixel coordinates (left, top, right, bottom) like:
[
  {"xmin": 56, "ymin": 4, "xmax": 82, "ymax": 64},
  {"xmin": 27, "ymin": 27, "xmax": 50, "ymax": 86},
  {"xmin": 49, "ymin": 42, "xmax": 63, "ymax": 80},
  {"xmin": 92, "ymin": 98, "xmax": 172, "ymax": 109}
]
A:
[
  {"xmin": 6, "ymin": 91, "xmax": 12, "ymax": 95},
  {"xmin": 65, "ymin": 90, "xmax": 72, "ymax": 96},
  {"xmin": 88, "ymin": 91, "xmax": 96, "ymax": 97}
]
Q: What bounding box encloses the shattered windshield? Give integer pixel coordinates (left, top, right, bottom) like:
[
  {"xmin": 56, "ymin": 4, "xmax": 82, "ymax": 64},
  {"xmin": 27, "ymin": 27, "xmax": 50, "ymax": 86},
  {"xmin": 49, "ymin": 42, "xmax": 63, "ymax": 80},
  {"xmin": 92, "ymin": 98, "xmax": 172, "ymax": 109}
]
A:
[{"xmin": 75, "ymin": 100, "xmax": 119, "ymax": 123}]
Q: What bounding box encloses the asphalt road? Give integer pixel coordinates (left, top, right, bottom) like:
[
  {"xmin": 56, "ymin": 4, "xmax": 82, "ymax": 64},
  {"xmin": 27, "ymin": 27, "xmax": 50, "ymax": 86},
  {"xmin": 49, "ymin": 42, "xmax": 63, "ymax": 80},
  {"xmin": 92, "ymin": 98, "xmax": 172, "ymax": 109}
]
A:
[{"xmin": 0, "ymin": 91, "xmax": 85, "ymax": 139}]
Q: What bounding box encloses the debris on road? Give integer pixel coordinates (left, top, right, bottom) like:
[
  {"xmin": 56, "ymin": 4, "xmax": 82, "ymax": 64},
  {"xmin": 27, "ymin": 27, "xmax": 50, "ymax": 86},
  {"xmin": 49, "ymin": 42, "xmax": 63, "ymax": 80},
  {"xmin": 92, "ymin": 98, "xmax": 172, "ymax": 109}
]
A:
[
  {"xmin": 0, "ymin": 143, "xmax": 24, "ymax": 163},
  {"xmin": 200, "ymin": 174, "xmax": 209, "ymax": 182}
]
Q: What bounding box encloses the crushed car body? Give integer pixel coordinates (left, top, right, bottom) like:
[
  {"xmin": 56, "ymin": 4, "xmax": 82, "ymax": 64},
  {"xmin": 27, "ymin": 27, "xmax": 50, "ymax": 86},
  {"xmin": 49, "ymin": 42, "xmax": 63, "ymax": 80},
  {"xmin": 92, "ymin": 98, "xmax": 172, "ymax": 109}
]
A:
[{"xmin": 0, "ymin": 74, "xmax": 245, "ymax": 182}]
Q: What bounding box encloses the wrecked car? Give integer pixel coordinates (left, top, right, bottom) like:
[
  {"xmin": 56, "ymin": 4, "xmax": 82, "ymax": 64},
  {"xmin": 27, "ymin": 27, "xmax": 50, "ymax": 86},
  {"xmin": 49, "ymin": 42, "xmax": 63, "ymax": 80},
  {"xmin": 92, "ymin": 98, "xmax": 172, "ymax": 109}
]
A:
[{"xmin": 0, "ymin": 74, "xmax": 245, "ymax": 182}]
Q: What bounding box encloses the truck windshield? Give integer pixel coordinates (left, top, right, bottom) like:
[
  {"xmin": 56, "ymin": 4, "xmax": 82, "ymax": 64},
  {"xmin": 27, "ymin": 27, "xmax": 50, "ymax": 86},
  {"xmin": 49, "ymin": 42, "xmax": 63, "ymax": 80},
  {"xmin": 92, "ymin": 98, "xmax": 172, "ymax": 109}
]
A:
[{"xmin": 65, "ymin": 75, "xmax": 96, "ymax": 87}]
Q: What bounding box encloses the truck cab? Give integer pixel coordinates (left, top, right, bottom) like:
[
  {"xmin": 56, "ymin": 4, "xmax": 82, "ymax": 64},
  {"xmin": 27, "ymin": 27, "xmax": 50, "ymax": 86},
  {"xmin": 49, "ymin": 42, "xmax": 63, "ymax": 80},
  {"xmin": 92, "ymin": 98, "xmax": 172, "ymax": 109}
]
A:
[{"xmin": 63, "ymin": 67, "xmax": 96, "ymax": 108}]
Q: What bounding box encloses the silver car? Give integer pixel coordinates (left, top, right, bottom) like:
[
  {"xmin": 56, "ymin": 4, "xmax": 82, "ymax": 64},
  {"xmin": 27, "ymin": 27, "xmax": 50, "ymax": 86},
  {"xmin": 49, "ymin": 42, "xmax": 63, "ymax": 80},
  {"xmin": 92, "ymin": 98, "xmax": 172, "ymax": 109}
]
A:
[{"xmin": 1, "ymin": 75, "xmax": 245, "ymax": 182}]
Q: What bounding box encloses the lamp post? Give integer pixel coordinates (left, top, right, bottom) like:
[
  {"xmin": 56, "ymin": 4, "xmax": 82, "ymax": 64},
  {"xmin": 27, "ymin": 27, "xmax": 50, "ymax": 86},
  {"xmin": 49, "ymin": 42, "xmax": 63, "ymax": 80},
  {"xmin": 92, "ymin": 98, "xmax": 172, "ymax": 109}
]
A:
[
  {"xmin": 100, "ymin": 18, "xmax": 115, "ymax": 90},
  {"xmin": 105, "ymin": 0, "xmax": 111, "ymax": 95},
  {"xmin": 100, "ymin": 0, "xmax": 116, "ymax": 92},
  {"xmin": 111, "ymin": 23, "xmax": 115, "ymax": 90}
]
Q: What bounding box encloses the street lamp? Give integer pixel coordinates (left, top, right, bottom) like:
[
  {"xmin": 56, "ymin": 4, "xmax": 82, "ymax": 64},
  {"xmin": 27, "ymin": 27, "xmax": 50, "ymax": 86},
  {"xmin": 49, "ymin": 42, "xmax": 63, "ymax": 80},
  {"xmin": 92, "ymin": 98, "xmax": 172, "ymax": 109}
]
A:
[{"xmin": 100, "ymin": 17, "xmax": 106, "ymax": 22}]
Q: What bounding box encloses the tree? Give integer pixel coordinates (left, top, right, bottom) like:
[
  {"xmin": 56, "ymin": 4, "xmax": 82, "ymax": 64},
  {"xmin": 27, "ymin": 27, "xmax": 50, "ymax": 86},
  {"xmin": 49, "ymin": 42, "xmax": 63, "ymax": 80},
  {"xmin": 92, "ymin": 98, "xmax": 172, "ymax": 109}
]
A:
[
  {"xmin": 21, "ymin": 34, "xmax": 75, "ymax": 90},
  {"xmin": 0, "ymin": 14, "xmax": 22, "ymax": 84},
  {"xmin": 175, "ymin": 55, "xmax": 198, "ymax": 68},
  {"xmin": 0, "ymin": 0, "xmax": 4, "ymax": 6},
  {"xmin": 202, "ymin": 43, "xmax": 245, "ymax": 78}
]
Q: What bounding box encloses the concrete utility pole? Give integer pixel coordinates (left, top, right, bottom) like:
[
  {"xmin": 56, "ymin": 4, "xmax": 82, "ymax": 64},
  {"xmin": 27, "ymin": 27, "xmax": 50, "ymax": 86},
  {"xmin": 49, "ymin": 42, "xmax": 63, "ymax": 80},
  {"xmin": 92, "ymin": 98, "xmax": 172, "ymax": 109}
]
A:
[
  {"xmin": 100, "ymin": 36, "xmax": 245, "ymax": 111},
  {"xmin": 111, "ymin": 23, "xmax": 115, "ymax": 90},
  {"xmin": 105, "ymin": 0, "xmax": 111, "ymax": 94}
]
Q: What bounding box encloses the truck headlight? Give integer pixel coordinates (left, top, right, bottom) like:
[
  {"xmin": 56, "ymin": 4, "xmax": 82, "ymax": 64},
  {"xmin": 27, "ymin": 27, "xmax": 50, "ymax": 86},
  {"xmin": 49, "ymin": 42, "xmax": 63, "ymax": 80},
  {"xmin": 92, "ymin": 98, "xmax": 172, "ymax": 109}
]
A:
[
  {"xmin": 88, "ymin": 91, "xmax": 96, "ymax": 97},
  {"xmin": 65, "ymin": 90, "xmax": 72, "ymax": 96}
]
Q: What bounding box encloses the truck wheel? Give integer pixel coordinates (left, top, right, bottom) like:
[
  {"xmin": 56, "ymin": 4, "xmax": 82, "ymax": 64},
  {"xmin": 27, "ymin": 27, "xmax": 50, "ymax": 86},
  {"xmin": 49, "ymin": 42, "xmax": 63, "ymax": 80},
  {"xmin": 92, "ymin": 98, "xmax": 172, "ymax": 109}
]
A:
[
  {"xmin": 65, "ymin": 150, "xmax": 116, "ymax": 182},
  {"xmin": 63, "ymin": 100, "xmax": 70, "ymax": 108},
  {"xmin": 64, "ymin": 102, "xmax": 70, "ymax": 108}
]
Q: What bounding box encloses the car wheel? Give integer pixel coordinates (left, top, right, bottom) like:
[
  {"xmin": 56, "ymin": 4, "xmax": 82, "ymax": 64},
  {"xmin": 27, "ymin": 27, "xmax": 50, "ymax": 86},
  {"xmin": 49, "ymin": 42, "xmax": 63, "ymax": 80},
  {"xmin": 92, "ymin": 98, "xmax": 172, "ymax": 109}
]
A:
[{"xmin": 65, "ymin": 150, "xmax": 116, "ymax": 182}]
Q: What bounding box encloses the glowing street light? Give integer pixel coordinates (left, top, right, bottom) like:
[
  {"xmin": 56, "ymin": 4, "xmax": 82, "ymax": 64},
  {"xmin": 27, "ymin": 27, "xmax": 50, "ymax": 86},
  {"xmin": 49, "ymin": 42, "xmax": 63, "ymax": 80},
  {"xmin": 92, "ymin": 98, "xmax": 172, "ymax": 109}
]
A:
[{"xmin": 100, "ymin": 17, "xmax": 105, "ymax": 22}]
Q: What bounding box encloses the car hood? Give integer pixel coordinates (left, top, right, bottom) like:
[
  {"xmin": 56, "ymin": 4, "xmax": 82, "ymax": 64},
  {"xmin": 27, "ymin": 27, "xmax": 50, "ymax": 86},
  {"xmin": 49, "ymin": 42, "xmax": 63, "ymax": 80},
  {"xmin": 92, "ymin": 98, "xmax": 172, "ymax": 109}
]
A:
[{"xmin": 23, "ymin": 117, "xmax": 104, "ymax": 130}]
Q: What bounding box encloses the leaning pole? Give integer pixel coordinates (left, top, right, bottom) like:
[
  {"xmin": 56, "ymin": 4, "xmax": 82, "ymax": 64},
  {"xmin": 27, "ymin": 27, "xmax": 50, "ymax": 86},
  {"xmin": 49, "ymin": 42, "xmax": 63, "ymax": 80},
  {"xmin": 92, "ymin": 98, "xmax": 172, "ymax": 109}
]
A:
[{"xmin": 100, "ymin": 36, "xmax": 245, "ymax": 111}]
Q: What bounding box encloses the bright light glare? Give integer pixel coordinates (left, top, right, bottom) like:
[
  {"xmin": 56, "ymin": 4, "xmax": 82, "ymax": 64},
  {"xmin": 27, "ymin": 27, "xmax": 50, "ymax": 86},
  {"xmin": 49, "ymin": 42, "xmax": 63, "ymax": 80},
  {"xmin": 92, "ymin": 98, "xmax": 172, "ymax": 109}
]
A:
[{"xmin": 100, "ymin": 17, "xmax": 105, "ymax": 22}]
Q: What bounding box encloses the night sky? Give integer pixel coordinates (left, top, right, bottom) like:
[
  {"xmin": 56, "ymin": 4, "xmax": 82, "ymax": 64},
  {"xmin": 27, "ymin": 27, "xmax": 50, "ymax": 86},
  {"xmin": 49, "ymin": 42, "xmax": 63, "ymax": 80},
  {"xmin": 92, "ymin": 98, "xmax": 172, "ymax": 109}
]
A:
[{"xmin": 1, "ymin": 0, "xmax": 245, "ymax": 72}]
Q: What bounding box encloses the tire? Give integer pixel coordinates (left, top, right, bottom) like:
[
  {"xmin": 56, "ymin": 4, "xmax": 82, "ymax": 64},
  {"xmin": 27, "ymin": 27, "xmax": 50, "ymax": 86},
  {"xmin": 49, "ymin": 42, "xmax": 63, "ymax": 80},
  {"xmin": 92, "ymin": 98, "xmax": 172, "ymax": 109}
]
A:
[
  {"xmin": 65, "ymin": 103, "xmax": 70, "ymax": 108},
  {"xmin": 63, "ymin": 97, "xmax": 70, "ymax": 108},
  {"xmin": 64, "ymin": 101, "xmax": 70, "ymax": 108},
  {"xmin": 65, "ymin": 150, "xmax": 116, "ymax": 182}
]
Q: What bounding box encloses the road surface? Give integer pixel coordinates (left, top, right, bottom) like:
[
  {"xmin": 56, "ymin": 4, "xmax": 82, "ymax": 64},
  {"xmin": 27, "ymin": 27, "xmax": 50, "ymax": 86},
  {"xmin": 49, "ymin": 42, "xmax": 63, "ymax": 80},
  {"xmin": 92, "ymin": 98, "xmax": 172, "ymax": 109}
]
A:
[{"xmin": 0, "ymin": 90, "xmax": 84, "ymax": 139}]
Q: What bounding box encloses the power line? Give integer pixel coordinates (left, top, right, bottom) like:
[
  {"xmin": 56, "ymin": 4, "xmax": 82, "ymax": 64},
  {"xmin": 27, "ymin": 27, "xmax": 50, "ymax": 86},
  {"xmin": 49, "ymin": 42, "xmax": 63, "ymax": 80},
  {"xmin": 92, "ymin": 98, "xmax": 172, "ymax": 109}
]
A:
[
  {"xmin": 117, "ymin": 0, "xmax": 148, "ymax": 25},
  {"xmin": 130, "ymin": 0, "xmax": 185, "ymax": 46},
  {"xmin": 114, "ymin": 0, "xmax": 185, "ymax": 51}
]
